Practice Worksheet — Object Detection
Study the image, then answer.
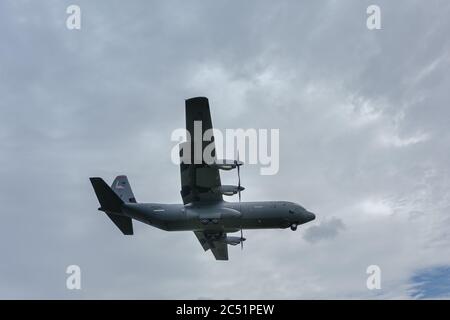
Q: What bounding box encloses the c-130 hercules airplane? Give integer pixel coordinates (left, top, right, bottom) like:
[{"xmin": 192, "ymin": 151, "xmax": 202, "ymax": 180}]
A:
[{"xmin": 90, "ymin": 97, "xmax": 315, "ymax": 260}]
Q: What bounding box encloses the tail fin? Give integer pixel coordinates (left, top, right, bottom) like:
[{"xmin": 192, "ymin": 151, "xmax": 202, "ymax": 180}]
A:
[
  {"xmin": 111, "ymin": 175, "xmax": 137, "ymax": 203},
  {"xmin": 90, "ymin": 177, "xmax": 124, "ymax": 213},
  {"xmin": 90, "ymin": 177, "xmax": 133, "ymax": 235}
]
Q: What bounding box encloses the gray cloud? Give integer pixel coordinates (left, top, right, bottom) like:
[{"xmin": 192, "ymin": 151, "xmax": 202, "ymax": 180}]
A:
[
  {"xmin": 303, "ymin": 217, "xmax": 345, "ymax": 244},
  {"xmin": 1, "ymin": 0, "xmax": 450, "ymax": 299}
]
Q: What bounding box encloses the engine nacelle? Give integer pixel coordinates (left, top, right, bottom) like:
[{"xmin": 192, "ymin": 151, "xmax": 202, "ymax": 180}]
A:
[
  {"xmin": 213, "ymin": 185, "xmax": 245, "ymax": 196},
  {"xmin": 209, "ymin": 159, "xmax": 244, "ymax": 170},
  {"xmin": 223, "ymin": 236, "xmax": 246, "ymax": 246}
]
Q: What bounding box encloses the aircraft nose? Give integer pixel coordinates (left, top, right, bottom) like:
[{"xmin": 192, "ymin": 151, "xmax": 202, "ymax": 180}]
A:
[{"xmin": 305, "ymin": 211, "xmax": 315, "ymax": 222}]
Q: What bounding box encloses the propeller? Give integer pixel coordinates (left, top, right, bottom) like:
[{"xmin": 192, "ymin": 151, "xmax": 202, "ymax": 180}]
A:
[
  {"xmin": 235, "ymin": 151, "xmax": 244, "ymax": 250},
  {"xmin": 240, "ymin": 228, "xmax": 244, "ymax": 250},
  {"xmin": 237, "ymin": 162, "xmax": 241, "ymax": 202}
]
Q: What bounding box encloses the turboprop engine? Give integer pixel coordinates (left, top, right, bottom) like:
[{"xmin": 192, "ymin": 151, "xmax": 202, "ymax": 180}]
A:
[
  {"xmin": 222, "ymin": 236, "xmax": 246, "ymax": 246},
  {"xmin": 213, "ymin": 185, "xmax": 245, "ymax": 196}
]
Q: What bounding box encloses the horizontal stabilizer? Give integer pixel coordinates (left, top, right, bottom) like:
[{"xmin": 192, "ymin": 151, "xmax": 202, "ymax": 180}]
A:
[
  {"xmin": 90, "ymin": 177, "xmax": 134, "ymax": 235},
  {"xmin": 106, "ymin": 213, "xmax": 133, "ymax": 235}
]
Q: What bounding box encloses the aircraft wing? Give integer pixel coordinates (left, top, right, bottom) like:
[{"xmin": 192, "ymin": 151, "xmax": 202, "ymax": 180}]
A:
[
  {"xmin": 194, "ymin": 231, "xmax": 229, "ymax": 261},
  {"xmin": 179, "ymin": 97, "xmax": 223, "ymax": 204}
]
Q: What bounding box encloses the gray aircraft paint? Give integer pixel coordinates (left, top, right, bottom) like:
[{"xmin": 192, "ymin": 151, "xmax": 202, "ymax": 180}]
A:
[
  {"xmin": 90, "ymin": 97, "xmax": 315, "ymax": 260},
  {"xmin": 121, "ymin": 201, "xmax": 315, "ymax": 232}
]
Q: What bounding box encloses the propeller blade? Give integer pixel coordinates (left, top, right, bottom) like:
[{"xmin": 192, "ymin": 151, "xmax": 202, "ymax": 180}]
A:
[
  {"xmin": 237, "ymin": 150, "xmax": 241, "ymax": 202},
  {"xmin": 239, "ymin": 182, "xmax": 242, "ymax": 249},
  {"xmin": 236, "ymin": 150, "xmax": 241, "ymax": 187},
  {"xmin": 236, "ymin": 149, "xmax": 244, "ymax": 250},
  {"xmin": 237, "ymin": 164, "xmax": 240, "ymax": 187}
]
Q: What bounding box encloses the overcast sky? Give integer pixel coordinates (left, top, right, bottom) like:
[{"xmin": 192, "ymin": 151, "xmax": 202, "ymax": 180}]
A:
[{"xmin": 1, "ymin": 0, "xmax": 449, "ymax": 299}]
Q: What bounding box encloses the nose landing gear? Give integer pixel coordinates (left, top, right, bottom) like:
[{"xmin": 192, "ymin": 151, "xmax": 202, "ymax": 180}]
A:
[{"xmin": 290, "ymin": 223, "xmax": 298, "ymax": 231}]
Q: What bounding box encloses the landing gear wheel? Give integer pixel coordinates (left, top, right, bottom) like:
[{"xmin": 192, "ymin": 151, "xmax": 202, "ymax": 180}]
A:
[{"xmin": 290, "ymin": 224, "xmax": 298, "ymax": 231}]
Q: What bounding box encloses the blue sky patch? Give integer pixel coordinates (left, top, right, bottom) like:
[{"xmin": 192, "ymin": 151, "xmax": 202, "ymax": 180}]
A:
[{"xmin": 410, "ymin": 265, "xmax": 450, "ymax": 299}]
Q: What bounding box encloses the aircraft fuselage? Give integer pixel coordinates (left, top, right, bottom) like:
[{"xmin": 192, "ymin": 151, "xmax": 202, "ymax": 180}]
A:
[{"xmin": 122, "ymin": 201, "xmax": 315, "ymax": 233}]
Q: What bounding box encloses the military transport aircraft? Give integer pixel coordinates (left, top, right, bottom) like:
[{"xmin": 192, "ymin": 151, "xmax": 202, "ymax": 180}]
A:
[{"xmin": 90, "ymin": 97, "xmax": 315, "ymax": 260}]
